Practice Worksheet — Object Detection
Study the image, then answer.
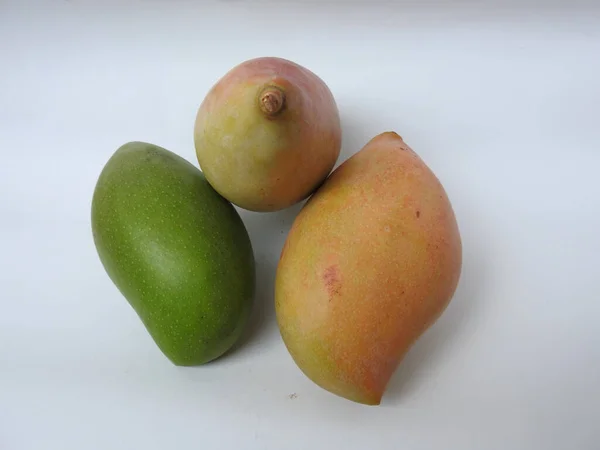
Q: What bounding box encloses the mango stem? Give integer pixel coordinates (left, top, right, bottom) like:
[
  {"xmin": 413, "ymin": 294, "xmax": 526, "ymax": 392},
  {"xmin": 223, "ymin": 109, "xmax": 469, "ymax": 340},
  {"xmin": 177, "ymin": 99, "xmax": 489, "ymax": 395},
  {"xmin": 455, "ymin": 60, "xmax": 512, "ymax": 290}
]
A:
[{"xmin": 259, "ymin": 86, "xmax": 285, "ymax": 117}]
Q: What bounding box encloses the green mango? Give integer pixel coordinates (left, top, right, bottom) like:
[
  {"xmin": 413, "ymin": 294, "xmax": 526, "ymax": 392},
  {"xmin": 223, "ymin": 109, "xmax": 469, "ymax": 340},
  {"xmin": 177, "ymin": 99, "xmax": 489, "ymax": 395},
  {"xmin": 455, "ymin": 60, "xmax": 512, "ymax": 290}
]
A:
[{"xmin": 91, "ymin": 142, "xmax": 255, "ymax": 365}]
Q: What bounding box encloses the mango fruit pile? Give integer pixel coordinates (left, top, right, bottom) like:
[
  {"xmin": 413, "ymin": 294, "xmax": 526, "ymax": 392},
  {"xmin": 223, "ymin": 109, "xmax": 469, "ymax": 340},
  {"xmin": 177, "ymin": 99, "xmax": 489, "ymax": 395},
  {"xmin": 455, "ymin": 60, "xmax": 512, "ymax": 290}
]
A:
[{"xmin": 91, "ymin": 56, "xmax": 462, "ymax": 405}]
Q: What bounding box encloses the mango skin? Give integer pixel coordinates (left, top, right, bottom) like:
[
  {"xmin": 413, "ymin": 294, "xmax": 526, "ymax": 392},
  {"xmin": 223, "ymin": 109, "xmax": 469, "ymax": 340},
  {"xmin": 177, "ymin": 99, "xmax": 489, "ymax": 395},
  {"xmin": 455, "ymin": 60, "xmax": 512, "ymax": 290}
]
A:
[
  {"xmin": 194, "ymin": 56, "xmax": 341, "ymax": 212},
  {"xmin": 91, "ymin": 142, "xmax": 255, "ymax": 366},
  {"xmin": 275, "ymin": 132, "xmax": 462, "ymax": 405}
]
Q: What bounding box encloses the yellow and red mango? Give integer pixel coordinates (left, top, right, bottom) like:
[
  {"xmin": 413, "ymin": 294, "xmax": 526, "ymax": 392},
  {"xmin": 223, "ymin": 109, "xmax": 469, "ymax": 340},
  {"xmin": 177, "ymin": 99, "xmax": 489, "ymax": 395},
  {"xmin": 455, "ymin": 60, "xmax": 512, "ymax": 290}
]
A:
[
  {"xmin": 275, "ymin": 132, "xmax": 462, "ymax": 405},
  {"xmin": 194, "ymin": 56, "xmax": 341, "ymax": 212}
]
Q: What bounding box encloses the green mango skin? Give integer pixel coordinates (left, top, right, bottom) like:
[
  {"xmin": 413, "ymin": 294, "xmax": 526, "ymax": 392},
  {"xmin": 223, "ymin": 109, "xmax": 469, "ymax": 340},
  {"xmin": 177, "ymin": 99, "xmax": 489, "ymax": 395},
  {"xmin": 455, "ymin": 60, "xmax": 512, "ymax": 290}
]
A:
[{"xmin": 91, "ymin": 142, "xmax": 255, "ymax": 366}]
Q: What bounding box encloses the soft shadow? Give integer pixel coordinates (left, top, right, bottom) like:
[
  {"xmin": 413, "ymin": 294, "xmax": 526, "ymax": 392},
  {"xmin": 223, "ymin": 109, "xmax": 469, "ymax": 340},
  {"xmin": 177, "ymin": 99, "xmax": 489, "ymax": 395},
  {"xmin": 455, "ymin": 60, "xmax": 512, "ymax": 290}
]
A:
[
  {"xmin": 335, "ymin": 105, "xmax": 382, "ymax": 169},
  {"xmin": 382, "ymin": 215, "xmax": 487, "ymax": 405},
  {"xmin": 221, "ymin": 200, "xmax": 307, "ymax": 360}
]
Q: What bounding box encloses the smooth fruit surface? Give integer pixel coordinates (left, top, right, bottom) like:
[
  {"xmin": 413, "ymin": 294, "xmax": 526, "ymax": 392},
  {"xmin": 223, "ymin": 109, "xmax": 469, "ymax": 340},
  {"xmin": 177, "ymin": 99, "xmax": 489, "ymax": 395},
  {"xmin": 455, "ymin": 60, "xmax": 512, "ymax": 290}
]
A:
[
  {"xmin": 91, "ymin": 142, "xmax": 255, "ymax": 365},
  {"xmin": 194, "ymin": 56, "xmax": 341, "ymax": 212},
  {"xmin": 275, "ymin": 132, "xmax": 462, "ymax": 404}
]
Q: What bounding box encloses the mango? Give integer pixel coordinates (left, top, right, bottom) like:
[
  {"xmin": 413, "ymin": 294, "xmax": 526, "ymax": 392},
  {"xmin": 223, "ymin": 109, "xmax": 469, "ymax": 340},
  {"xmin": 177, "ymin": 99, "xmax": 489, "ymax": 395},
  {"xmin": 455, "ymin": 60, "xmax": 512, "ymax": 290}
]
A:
[
  {"xmin": 91, "ymin": 142, "xmax": 255, "ymax": 365},
  {"xmin": 275, "ymin": 132, "xmax": 462, "ymax": 405},
  {"xmin": 194, "ymin": 56, "xmax": 342, "ymax": 212}
]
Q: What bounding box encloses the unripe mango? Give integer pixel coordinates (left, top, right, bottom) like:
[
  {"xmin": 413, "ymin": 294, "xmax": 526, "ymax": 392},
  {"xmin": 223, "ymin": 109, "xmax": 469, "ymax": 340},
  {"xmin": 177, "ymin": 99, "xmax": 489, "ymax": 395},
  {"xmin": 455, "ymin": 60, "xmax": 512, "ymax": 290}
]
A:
[
  {"xmin": 194, "ymin": 56, "xmax": 341, "ymax": 212},
  {"xmin": 91, "ymin": 142, "xmax": 255, "ymax": 366},
  {"xmin": 275, "ymin": 132, "xmax": 462, "ymax": 405}
]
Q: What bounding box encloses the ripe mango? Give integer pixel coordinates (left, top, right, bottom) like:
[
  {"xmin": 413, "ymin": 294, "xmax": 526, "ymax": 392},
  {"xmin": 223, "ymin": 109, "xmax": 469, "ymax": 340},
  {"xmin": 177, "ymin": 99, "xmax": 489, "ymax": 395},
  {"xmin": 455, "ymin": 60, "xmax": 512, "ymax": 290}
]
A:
[
  {"xmin": 91, "ymin": 142, "xmax": 255, "ymax": 365},
  {"xmin": 194, "ymin": 56, "xmax": 342, "ymax": 212},
  {"xmin": 275, "ymin": 132, "xmax": 462, "ymax": 404}
]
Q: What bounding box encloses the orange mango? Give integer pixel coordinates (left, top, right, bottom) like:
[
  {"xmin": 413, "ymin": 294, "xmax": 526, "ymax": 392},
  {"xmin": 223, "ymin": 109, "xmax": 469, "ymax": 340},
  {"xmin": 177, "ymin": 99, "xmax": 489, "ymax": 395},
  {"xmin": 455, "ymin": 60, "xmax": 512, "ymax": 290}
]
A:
[{"xmin": 275, "ymin": 132, "xmax": 462, "ymax": 405}]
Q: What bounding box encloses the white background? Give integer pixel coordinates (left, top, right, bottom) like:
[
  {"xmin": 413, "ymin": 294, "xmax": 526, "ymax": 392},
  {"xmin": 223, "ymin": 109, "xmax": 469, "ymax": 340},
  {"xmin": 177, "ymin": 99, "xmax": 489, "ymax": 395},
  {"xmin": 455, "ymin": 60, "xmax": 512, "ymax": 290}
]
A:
[{"xmin": 1, "ymin": 1, "xmax": 600, "ymax": 449}]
